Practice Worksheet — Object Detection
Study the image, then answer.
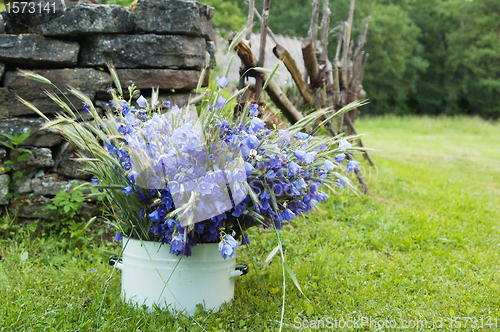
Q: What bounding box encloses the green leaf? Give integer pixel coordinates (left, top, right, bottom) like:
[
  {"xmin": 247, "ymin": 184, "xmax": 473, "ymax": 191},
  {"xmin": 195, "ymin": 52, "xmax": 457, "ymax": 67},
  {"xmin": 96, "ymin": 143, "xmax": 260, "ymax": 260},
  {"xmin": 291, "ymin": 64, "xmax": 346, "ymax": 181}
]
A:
[
  {"xmin": 17, "ymin": 149, "xmax": 33, "ymax": 154},
  {"xmin": 284, "ymin": 262, "xmax": 308, "ymax": 299},
  {"xmin": 14, "ymin": 171, "xmax": 23, "ymax": 178},
  {"xmin": 17, "ymin": 154, "xmax": 31, "ymax": 162},
  {"xmin": 0, "ymin": 133, "xmax": 16, "ymax": 141},
  {"xmin": 263, "ymin": 62, "xmax": 280, "ymax": 90},
  {"xmin": 306, "ymin": 303, "xmax": 314, "ymax": 317},
  {"xmin": 17, "ymin": 130, "xmax": 32, "ymax": 143},
  {"xmin": 264, "ymin": 244, "xmax": 281, "ymax": 264},
  {"xmin": 0, "ymin": 142, "xmax": 14, "ymax": 149},
  {"xmin": 3, "ymin": 161, "xmax": 14, "ymax": 165}
]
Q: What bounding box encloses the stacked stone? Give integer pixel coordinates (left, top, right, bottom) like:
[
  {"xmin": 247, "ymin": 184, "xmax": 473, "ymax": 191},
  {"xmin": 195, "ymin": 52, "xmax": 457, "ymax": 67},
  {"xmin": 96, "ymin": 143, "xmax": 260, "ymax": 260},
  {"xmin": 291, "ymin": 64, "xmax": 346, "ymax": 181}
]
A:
[{"xmin": 0, "ymin": 0, "xmax": 214, "ymax": 219}]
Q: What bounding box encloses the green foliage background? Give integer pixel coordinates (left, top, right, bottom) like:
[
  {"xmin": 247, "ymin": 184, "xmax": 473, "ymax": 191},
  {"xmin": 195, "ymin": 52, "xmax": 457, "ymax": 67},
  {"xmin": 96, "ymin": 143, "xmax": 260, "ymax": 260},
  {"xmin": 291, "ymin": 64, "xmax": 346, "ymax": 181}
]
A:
[{"xmin": 101, "ymin": 0, "xmax": 500, "ymax": 118}]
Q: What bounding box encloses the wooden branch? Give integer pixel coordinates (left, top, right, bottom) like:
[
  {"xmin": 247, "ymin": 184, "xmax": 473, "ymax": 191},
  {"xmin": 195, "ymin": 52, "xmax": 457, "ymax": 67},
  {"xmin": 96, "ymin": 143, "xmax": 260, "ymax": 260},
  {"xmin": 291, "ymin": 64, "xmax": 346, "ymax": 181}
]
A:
[
  {"xmin": 346, "ymin": 152, "xmax": 369, "ymax": 194},
  {"xmin": 345, "ymin": 115, "xmax": 375, "ymax": 167},
  {"xmin": 254, "ymin": 0, "xmax": 271, "ymax": 101},
  {"xmin": 273, "ymin": 45, "xmax": 314, "ymax": 107},
  {"xmin": 302, "ymin": 38, "xmax": 320, "ymax": 84},
  {"xmin": 234, "ymin": 40, "xmax": 304, "ymax": 124},
  {"xmin": 253, "ymin": 6, "xmax": 278, "ymax": 45},
  {"xmin": 319, "ymin": 0, "xmax": 331, "ymax": 63},
  {"xmin": 246, "ymin": 0, "xmax": 255, "ymax": 40},
  {"xmin": 308, "ymin": 0, "xmax": 321, "ymax": 49}
]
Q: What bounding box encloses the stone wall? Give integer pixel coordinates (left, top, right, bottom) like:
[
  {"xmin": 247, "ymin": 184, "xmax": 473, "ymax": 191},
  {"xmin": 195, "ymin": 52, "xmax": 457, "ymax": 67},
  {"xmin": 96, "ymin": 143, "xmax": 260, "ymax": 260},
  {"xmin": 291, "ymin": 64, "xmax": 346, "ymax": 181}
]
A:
[{"xmin": 0, "ymin": 0, "xmax": 214, "ymax": 219}]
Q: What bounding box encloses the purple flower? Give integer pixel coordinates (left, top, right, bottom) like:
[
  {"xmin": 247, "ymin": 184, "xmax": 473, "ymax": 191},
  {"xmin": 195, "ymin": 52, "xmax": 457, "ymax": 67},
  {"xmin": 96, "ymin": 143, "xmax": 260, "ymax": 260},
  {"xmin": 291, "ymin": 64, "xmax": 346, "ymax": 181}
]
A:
[
  {"xmin": 171, "ymin": 105, "xmax": 180, "ymax": 115},
  {"xmin": 114, "ymin": 232, "xmax": 123, "ymax": 242},
  {"xmin": 337, "ymin": 179, "xmax": 346, "ymax": 189},
  {"xmin": 215, "ymin": 96, "xmax": 227, "ymax": 110},
  {"xmin": 216, "ymin": 76, "xmax": 229, "ymax": 88},
  {"xmin": 250, "ymin": 103, "xmax": 259, "ymax": 117},
  {"xmin": 346, "ymin": 160, "xmax": 360, "ymax": 173},
  {"xmin": 338, "ymin": 139, "xmax": 352, "ymax": 152},
  {"xmin": 288, "ymin": 161, "xmax": 302, "ymax": 177},
  {"xmin": 137, "ymin": 95, "xmax": 147, "ymax": 108},
  {"xmin": 83, "ymin": 103, "xmax": 90, "ymax": 113},
  {"xmin": 335, "ymin": 153, "xmax": 346, "ymax": 163}
]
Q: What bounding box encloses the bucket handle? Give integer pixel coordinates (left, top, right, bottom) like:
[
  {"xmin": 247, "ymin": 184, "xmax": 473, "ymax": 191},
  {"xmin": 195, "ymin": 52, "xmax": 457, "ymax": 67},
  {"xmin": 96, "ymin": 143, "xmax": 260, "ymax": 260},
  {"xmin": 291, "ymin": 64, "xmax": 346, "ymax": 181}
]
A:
[
  {"xmin": 109, "ymin": 256, "xmax": 124, "ymax": 271},
  {"xmin": 229, "ymin": 264, "xmax": 249, "ymax": 279}
]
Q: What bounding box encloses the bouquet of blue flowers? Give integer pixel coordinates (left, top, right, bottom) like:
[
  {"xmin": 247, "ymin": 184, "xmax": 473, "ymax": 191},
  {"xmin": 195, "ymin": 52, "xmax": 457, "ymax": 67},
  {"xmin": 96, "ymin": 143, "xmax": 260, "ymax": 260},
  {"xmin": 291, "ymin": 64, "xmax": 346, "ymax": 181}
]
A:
[{"xmin": 19, "ymin": 65, "xmax": 365, "ymax": 260}]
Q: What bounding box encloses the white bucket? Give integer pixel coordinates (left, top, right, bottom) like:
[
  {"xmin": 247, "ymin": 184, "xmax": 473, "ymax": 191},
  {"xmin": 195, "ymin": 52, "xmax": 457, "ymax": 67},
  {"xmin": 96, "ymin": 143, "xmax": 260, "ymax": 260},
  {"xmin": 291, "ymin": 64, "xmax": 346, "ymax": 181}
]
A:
[{"xmin": 109, "ymin": 238, "xmax": 247, "ymax": 315}]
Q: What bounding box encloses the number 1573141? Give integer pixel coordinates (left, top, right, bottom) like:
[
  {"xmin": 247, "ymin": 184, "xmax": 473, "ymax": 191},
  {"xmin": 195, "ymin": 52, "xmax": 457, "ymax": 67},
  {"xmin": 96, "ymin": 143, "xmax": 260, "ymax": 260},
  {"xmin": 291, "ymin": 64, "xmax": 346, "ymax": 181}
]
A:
[{"xmin": 6, "ymin": 2, "xmax": 56, "ymax": 14}]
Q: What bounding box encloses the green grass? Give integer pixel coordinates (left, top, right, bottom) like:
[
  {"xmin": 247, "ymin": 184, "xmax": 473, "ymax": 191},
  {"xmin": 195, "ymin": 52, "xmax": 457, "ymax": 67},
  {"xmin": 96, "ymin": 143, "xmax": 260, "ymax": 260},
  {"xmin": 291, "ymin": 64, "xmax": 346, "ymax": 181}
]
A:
[{"xmin": 1, "ymin": 116, "xmax": 499, "ymax": 331}]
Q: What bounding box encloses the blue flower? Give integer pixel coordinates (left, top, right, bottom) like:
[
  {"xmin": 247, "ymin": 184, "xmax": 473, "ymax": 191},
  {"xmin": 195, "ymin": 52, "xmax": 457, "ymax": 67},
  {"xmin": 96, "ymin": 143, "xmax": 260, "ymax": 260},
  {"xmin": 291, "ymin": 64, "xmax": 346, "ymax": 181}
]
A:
[
  {"xmin": 304, "ymin": 152, "xmax": 317, "ymax": 164},
  {"xmin": 91, "ymin": 178, "xmax": 100, "ymax": 184},
  {"xmin": 294, "ymin": 150, "xmax": 306, "ymax": 161},
  {"xmin": 114, "ymin": 232, "xmax": 123, "ymax": 242},
  {"xmin": 164, "ymin": 101, "xmax": 171, "ymax": 108},
  {"xmin": 294, "ymin": 132, "xmax": 309, "ymax": 140},
  {"xmin": 279, "ymin": 208, "xmax": 296, "ymax": 221},
  {"xmin": 241, "ymin": 234, "xmax": 250, "ymax": 245},
  {"xmin": 244, "ymin": 162, "xmax": 255, "ymax": 175},
  {"xmin": 249, "ymin": 117, "xmax": 266, "ymax": 133},
  {"xmin": 335, "ymin": 153, "xmax": 346, "ymax": 163},
  {"xmin": 171, "ymin": 105, "xmax": 180, "ymax": 115},
  {"xmin": 83, "ymin": 103, "xmax": 90, "ymax": 113},
  {"xmin": 338, "ymin": 139, "xmax": 352, "ymax": 152},
  {"xmin": 218, "ymin": 235, "xmax": 239, "ymax": 259},
  {"xmin": 216, "ymin": 76, "xmax": 229, "ymax": 88},
  {"xmin": 215, "ymin": 96, "xmax": 226, "ymax": 110},
  {"xmin": 122, "ymin": 186, "xmax": 133, "ymax": 196},
  {"xmin": 266, "ymin": 170, "xmax": 276, "ymax": 180},
  {"xmin": 346, "ymin": 160, "xmax": 360, "ymax": 173},
  {"xmin": 219, "ymin": 243, "xmax": 235, "ymax": 259},
  {"xmin": 170, "ymin": 234, "xmax": 185, "ymax": 253},
  {"xmin": 337, "ymin": 179, "xmax": 346, "ymax": 189},
  {"xmin": 278, "ymin": 130, "xmax": 291, "ymax": 142},
  {"xmin": 162, "ymin": 196, "xmax": 173, "ymax": 209},
  {"xmin": 239, "ymin": 134, "xmax": 260, "ymax": 156},
  {"xmin": 232, "ymin": 204, "xmax": 246, "ymax": 217},
  {"xmin": 250, "ymin": 103, "xmax": 259, "ymax": 117},
  {"xmin": 288, "ymin": 161, "xmax": 302, "ymax": 177},
  {"xmin": 260, "ymin": 190, "xmax": 270, "ymax": 200},
  {"xmin": 148, "ymin": 210, "xmax": 160, "ymax": 223},
  {"xmin": 137, "ymin": 95, "xmax": 147, "ymax": 108},
  {"xmin": 324, "ymin": 160, "xmax": 336, "ymax": 171},
  {"xmin": 225, "ymin": 235, "xmax": 239, "ymax": 249}
]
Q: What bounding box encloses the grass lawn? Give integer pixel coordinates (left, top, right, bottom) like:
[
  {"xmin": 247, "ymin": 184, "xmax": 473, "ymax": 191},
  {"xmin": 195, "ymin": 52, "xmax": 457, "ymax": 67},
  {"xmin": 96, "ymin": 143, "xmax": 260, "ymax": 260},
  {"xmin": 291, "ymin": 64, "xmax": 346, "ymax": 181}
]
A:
[{"xmin": 1, "ymin": 116, "xmax": 499, "ymax": 331}]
